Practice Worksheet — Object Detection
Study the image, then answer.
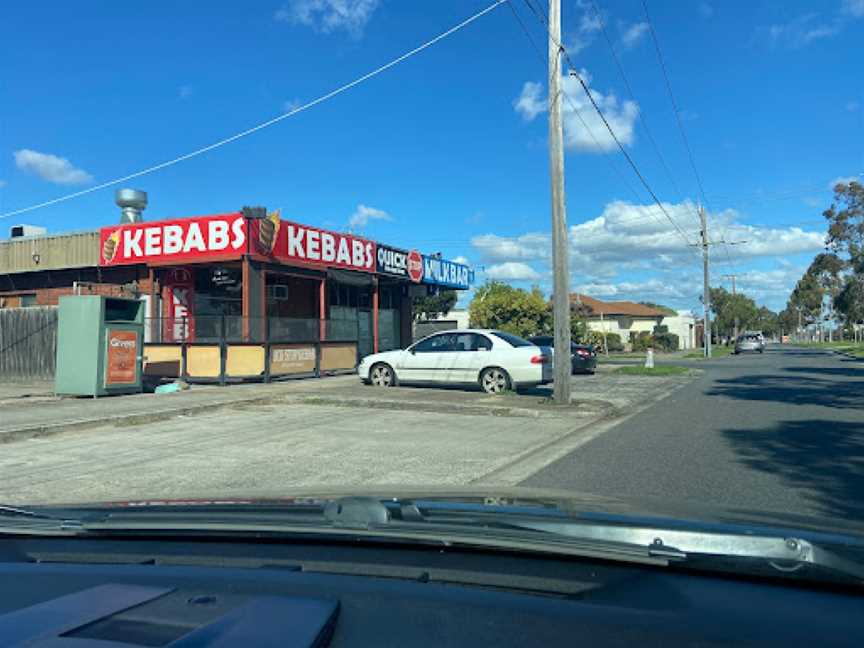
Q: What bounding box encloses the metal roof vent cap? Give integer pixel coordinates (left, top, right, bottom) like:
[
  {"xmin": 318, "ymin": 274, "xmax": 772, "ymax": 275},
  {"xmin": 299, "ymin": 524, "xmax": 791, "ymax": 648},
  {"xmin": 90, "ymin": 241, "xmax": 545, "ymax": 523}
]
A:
[{"xmin": 115, "ymin": 188, "xmax": 148, "ymax": 224}]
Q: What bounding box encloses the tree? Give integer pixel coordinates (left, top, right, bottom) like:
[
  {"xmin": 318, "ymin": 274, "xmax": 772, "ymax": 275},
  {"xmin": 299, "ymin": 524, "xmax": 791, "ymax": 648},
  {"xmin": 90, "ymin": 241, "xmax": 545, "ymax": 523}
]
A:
[
  {"xmin": 778, "ymin": 307, "xmax": 798, "ymax": 335},
  {"xmin": 412, "ymin": 289, "xmax": 457, "ymax": 322},
  {"xmin": 824, "ymin": 180, "xmax": 864, "ymax": 270},
  {"xmin": 710, "ymin": 287, "xmax": 758, "ymax": 341},
  {"xmin": 570, "ymin": 300, "xmax": 591, "ymax": 343},
  {"xmin": 468, "ymin": 282, "xmax": 551, "ymax": 338},
  {"xmin": 835, "ymin": 276, "xmax": 864, "ymax": 326},
  {"xmin": 752, "ymin": 306, "xmax": 779, "ymax": 337},
  {"xmin": 789, "ymin": 272, "xmax": 823, "ymax": 327}
]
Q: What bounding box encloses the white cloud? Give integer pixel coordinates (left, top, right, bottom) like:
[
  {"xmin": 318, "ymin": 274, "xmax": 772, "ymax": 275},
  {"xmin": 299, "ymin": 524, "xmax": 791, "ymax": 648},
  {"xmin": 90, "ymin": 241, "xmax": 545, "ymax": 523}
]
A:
[
  {"xmin": 513, "ymin": 81, "xmax": 545, "ymax": 122},
  {"xmin": 842, "ymin": 0, "xmax": 864, "ymax": 18},
  {"xmin": 471, "ymin": 232, "xmax": 550, "ymax": 263},
  {"xmin": 485, "ymin": 262, "xmax": 541, "ymax": 281},
  {"xmin": 620, "ymin": 22, "xmax": 649, "ymax": 49},
  {"xmin": 766, "ymin": 13, "xmax": 842, "ymax": 48},
  {"xmin": 14, "ymin": 149, "xmax": 92, "ymax": 185},
  {"xmin": 470, "ymin": 199, "xmax": 827, "ymax": 309},
  {"xmin": 699, "ymin": 3, "xmax": 714, "ymax": 18},
  {"xmin": 283, "ymin": 98, "xmax": 302, "ymax": 113},
  {"xmin": 566, "ymin": 5, "xmax": 603, "ymax": 53},
  {"xmin": 514, "ymin": 70, "xmax": 639, "ymax": 152},
  {"xmin": 451, "ymin": 255, "xmax": 470, "ymax": 266},
  {"xmin": 575, "ymin": 278, "xmax": 689, "ymax": 300},
  {"xmin": 828, "ymin": 175, "xmax": 861, "ymax": 189},
  {"xmin": 275, "ymin": 0, "xmax": 379, "ymax": 37},
  {"xmin": 348, "ymin": 203, "xmax": 391, "ymax": 229},
  {"xmin": 178, "ymin": 85, "xmax": 193, "ymax": 99}
]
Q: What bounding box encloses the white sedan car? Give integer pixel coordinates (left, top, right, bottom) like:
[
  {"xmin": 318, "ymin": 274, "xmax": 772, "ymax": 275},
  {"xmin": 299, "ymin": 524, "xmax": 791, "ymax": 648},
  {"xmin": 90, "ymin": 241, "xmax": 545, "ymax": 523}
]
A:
[{"xmin": 358, "ymin": 329, "xmax": 553, "ymax": 394}]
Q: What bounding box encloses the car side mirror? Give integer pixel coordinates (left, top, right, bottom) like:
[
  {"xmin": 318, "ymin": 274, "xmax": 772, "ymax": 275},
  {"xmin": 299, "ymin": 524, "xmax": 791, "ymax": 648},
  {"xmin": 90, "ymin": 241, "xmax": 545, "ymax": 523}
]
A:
[{"xmin": 409, "ymin": 348, "xmax": 416, "ymax": 355}]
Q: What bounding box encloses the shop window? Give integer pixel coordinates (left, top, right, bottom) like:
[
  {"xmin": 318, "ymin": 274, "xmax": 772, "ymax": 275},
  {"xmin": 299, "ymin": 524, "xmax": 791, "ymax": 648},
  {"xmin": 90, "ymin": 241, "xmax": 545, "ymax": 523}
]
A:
[{"xmin": 20, "ymin": 294, "xmax": 38, "ymax": 307}]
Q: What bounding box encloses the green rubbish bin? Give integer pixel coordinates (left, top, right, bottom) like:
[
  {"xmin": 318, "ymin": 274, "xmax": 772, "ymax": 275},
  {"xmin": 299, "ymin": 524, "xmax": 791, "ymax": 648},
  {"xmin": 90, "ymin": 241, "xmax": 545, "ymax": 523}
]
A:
[{"xmin": 55, "ymin": 295, "xmax": 145, "ymax": 397}]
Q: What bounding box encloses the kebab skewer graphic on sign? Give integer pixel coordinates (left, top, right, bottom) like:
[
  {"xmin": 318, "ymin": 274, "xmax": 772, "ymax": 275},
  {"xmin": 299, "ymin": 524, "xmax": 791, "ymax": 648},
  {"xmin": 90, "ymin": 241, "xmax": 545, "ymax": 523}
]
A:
[{"xmin": 255, "ymin": 211, "xmax": 281, "ymax": 255}]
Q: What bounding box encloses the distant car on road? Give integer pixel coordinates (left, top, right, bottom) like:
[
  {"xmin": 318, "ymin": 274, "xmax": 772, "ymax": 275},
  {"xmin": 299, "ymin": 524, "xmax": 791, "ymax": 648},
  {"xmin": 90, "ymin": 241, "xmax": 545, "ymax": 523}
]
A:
[
  {"xmin": 735, "ymin": 333, "xmax": 765, "ymax": 354},
  {"xmin": 527, "ymin": 335, "xmax": 597, "ymax": 374},
  {"xmin": 358, "ymin": 329, "xmax": 553, "ymax": 394}
]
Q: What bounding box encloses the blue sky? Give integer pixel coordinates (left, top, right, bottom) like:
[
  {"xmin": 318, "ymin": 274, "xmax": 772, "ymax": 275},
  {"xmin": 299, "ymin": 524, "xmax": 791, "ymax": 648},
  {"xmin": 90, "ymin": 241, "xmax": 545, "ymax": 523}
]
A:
[{"xmin": 1, "ymin": 0, "xmax": 862, "ymax": 312}]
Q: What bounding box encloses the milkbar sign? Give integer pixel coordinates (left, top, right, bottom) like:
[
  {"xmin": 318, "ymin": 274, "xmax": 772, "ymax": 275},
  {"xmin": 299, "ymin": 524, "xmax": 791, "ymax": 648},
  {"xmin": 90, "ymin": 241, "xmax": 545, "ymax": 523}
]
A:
[
  {"xmin": 99, "ymin": 213, "xmax": 246, "ymax": 266},
  {"xmin": 421, "ymin": 255, "xmax": 473, "ymax": 289}
]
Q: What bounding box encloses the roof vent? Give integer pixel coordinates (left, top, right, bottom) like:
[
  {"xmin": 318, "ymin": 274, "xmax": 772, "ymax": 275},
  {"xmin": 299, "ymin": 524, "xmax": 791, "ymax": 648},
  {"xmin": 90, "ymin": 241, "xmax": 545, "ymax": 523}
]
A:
[{"xmin": 115, "ymin": 188, "xmax": 147, "ymax": 224}]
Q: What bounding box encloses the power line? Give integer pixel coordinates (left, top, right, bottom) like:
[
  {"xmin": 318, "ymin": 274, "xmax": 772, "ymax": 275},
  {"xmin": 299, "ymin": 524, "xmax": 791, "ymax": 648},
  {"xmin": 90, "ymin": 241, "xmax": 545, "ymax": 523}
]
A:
[
  {"xmin": 588, "ymin": 0, "xmax": 698, "ymax": 227},
  {"xmin": 515, "ymin": 0, "xmax": 700, "ymax": 258},
  {"xmin": 0, "ymin": 0, "xmax": 508, "ymax": 220},
  {"xmin": 640, "ymin": 0, "xmax": 708, "ymax": 209},
  {"xmin": 639, "ymin": 0, "xmax": 737, "ymax": 276},
  {"xmin": 506, "ymin": 0, "xmax": 644, "ymax": 205}
]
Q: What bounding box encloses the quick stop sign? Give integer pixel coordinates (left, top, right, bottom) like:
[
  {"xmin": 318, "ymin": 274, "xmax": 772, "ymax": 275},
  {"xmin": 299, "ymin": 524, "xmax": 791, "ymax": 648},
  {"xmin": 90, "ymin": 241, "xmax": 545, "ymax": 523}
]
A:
[{"xmin": 407, "ymin": 250, "xmax": 423, "ymax": 283}]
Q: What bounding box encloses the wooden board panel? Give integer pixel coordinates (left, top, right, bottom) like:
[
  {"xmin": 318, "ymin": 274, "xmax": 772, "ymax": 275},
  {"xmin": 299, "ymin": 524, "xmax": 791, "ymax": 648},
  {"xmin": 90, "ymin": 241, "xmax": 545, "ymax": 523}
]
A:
[
  {"xmin": 186, "ymin": 346, "xmax": 220, "ymax": 378},
  {"xmin": 320, "ymin": 343, "xmax": 357, "ymax": 371},
  {"xmin": 143, "ymin": 345, "xmax": 183, "ymax": 378},
  {"xmin": 227, "ymin": 345, "xmax": 265, "ymax": 377},
  {"xmin": 270, "ymin": 344, "xmax": 316, "ymax": 375}
]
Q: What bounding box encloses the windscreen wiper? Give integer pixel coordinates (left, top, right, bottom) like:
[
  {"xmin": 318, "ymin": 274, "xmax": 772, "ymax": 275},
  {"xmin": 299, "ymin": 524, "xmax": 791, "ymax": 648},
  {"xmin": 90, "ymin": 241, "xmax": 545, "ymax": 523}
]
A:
[
  {"xmin": 445, "ymin": 514, "xmax": 864, "ymax": 584},
  {"xmin": 0, "ymin": 504, "xmax": 84, "ymax": 536}
]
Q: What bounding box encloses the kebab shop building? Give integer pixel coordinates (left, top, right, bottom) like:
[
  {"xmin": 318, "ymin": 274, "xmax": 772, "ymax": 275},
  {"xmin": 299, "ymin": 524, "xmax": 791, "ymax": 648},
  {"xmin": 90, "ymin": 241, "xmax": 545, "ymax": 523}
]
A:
[{"xmin": 94, "ymin": 210, "xmax": 472, "ymax": 382}]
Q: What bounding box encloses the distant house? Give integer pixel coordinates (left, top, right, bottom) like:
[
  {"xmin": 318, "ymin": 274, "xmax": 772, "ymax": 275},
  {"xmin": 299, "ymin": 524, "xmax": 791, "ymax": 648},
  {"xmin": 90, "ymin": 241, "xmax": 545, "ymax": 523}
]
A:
[
  {"xmin": 572, "ymin": 294, "xmax": 696, "ymax": 350},
  {"xmin": 572, "ymin": 294, "xmax": 664, "ymax": 345}
]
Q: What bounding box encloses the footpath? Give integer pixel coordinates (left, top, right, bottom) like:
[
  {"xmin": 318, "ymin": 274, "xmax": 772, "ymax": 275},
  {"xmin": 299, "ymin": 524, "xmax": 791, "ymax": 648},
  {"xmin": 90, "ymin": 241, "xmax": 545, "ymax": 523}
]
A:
[{"xmin": 0, "ymin": 368, "xmax": 695, "ymax": 444}]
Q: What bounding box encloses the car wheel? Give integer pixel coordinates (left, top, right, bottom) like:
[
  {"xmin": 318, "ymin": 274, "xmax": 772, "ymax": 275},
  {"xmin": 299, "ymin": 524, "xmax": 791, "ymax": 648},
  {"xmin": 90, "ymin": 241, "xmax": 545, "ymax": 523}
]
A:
[
  {"xmin": 369, "ymin": 363, "xmax": 396, "ymax": 387},
  {"xmin": 480, "ymin": 367, "xmax": 511, "ymax": 394}
]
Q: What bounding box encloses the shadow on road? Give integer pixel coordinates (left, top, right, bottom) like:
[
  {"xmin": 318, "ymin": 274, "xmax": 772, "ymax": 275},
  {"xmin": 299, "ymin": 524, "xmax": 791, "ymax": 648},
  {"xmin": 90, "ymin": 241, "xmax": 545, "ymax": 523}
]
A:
[
  {"xmin": 707, "ymin": 373, "xmax": 864, "ymax": 410},
  {"xmin": 784, "ymin": 366, "xmax": 864, "ymax": 378},
  {"xmin": 723, "ymin": 419, "xmax": 864, "ymax": 520}
]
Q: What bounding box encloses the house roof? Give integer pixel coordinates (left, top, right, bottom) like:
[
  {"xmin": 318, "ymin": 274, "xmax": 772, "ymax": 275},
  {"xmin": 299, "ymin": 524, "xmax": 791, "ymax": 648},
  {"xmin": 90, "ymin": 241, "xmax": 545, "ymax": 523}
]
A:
[{"xmin": 570, "ymin": 293, "xmax": 666, "ymax": 318}]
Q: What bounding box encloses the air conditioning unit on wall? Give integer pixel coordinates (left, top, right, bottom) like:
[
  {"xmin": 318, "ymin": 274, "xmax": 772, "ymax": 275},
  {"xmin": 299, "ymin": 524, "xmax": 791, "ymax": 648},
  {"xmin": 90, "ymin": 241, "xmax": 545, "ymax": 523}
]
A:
[{"xmin": 268, "ymin": 285, "xmax": 289, "ymax": 299}]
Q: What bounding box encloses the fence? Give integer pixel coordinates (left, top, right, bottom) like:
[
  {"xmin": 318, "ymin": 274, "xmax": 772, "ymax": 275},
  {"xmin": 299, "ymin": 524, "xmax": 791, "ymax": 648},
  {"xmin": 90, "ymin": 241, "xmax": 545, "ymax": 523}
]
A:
[
  {"xmin": 0, "ymin": 310, "xmax": 357, "ymax": 384},
  {"xmin": 142, "ymin": 316, "xmax": 359, "ymax": 385},
  {"xmin": 144, "ymin": 316, "xmax": 359, "ymax": 344},
  {"xmin": 0, "ymin": 307, "xmax": 58, "ymax": 382}
]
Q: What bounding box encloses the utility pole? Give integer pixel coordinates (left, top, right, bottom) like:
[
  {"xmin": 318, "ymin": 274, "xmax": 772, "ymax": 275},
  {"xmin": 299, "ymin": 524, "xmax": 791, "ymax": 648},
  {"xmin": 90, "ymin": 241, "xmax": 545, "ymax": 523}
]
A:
[
  {"xmin": 723, "ymin": 273, "xmax": 738, "ymax": 343},
  {"xmin": 700, "ymin": 206, "xmax": 712, "ymax": 358},
  {"xmin": 548, "ymin": 0, "xmax": 571, "ymax": 403}
]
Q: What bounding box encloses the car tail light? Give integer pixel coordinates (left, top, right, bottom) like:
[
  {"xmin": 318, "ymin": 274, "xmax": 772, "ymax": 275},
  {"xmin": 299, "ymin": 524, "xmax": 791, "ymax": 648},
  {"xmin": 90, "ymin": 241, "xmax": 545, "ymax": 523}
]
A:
[
  {"xmin": 530, "ymin": 354, "xmax": 550, "ymax": 364},
  {"xmin": 576, "ymin": 349, "xmax": 590, "ymax": 357}
]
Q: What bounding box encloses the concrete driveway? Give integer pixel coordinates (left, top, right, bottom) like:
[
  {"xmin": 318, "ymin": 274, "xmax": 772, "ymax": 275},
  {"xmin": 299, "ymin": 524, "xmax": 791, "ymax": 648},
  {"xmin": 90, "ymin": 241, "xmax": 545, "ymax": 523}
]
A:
[{"xmin": 0, "ymin": 370, "xmax": 694, "ymax": 505}]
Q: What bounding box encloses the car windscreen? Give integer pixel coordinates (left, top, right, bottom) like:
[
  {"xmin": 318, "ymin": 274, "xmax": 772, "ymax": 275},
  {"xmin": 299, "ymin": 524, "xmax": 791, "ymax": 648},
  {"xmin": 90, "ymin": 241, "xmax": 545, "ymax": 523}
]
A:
[{"xmin": 491, "ymin": 331, "xmax": 533, "ymax": 347}]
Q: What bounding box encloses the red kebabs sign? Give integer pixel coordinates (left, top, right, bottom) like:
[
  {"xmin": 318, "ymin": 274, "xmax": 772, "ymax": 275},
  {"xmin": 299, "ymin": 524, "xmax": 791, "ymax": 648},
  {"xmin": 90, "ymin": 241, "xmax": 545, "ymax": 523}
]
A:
[
  {"xmin": 249, "ymin": 215, "xmax": 376, "ymax": 273},
  {"xmin": 100, "ymin": 213, "xmax": 375, "ymax": 274},
  {"xmin": 99, "ymin": 213, "xmax": 247, "ymax": 266}
]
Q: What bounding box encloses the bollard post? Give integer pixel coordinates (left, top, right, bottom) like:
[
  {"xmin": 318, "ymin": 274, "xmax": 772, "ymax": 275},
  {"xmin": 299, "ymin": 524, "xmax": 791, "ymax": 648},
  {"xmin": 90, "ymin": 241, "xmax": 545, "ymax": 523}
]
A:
[{"xmin": 645, "ymin": 347, "xmax": 655, "ymax": 369}]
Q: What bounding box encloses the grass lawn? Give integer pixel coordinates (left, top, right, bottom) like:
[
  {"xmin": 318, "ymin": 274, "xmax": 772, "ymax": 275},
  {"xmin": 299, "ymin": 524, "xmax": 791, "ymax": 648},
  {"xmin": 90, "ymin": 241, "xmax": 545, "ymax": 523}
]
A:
[
  {"xmin": 797, "ymin": 341, "xmax": 864, "ymax": 357},
  {"xmin": 683, "ymin": 345, "xmax": 735, "ymax": 359},
  {"xmin": 614, "ymin": 365, "xmax": 690, "ymax": 376}
]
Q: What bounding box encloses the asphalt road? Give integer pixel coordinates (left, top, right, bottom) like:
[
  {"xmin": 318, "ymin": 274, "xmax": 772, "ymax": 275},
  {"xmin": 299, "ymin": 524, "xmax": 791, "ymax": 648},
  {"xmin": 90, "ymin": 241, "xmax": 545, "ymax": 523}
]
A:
[{"xmin": 522, "ymin": 345, "xmax": 864, "ymax": 531}]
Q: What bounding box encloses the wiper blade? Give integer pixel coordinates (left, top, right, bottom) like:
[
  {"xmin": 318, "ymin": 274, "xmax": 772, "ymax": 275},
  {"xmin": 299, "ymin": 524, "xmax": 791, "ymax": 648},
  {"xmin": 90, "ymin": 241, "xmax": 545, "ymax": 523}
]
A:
[
  {"xmin": 486, "ymin": 518, "xmax": 864, "ymax": 583},
  {"xmin": 0, "ymin": 505, "xmax": 84, "ymax": 536}
]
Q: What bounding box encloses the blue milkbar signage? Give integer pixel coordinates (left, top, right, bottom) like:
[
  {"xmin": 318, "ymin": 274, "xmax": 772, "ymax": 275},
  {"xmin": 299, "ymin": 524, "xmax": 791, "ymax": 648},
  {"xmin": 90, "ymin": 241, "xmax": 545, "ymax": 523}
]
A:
[{"xmin": 421, "ymin": 255, "xmax": 474, "ymax": 289}]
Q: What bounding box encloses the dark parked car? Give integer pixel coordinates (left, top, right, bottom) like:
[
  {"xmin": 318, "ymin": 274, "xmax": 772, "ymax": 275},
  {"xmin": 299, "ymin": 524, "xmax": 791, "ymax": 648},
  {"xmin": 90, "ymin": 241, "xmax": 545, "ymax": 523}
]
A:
[{"xmin": 528, "ymin": 336, "xmax": 598, "ymax": 374}]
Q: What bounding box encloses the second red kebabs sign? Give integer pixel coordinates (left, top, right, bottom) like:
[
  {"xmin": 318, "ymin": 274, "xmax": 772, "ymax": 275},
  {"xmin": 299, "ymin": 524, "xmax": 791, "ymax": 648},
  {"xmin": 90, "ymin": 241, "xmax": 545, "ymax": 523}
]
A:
[{"xmin": 100, "ymin": 213, "xmax": 376, "ymax": 273}]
